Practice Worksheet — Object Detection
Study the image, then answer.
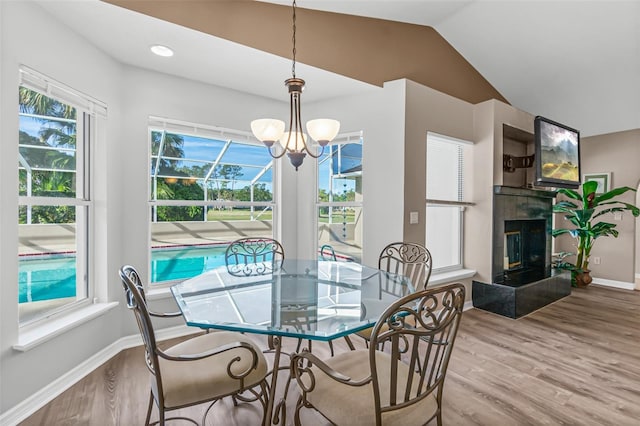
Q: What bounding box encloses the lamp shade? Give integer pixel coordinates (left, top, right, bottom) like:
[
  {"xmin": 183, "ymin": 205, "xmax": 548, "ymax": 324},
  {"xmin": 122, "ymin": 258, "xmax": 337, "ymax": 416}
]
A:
[
  {"xmin": 251, "ymin": 119, "xmax": 285, "ymax": 147},
  {"xmin": 280, "ymin": 131, "xmax": 307, "ymax": 152},
  {"xmin": 306, "ymin": 119, "xmax": 340, "ymax": 146}
]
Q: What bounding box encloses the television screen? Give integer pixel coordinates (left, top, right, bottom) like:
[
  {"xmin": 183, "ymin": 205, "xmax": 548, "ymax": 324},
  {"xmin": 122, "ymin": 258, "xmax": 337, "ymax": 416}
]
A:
[{"xmin": 534, "ymin": 116, "xmax": 580, "ymax": 188}]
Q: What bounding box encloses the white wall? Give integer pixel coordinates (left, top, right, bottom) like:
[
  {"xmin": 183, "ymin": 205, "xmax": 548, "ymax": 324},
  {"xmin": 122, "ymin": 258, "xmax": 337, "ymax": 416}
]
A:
[
  {"xmin": 0, "ymin": 0, "xmax": 124, "ymax": 412},
  {"xmin": 0, "ymin": 0, "xmax": 287, "ymax": 415}
]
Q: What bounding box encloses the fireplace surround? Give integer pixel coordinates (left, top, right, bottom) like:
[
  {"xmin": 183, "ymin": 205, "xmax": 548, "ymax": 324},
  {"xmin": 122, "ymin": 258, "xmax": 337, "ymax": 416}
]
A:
[{"xmin": 472, "ymin": 186, "xmax": 571, "ymax": 318}]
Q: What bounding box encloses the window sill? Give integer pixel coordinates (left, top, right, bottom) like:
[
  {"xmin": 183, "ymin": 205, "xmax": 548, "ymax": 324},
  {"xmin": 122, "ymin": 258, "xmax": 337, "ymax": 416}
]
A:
[
  {"xmin": 14, "ymin": 302, "xmax": 119, "ymax": 352},
  {"xmin": 429, "ymin": 269, "xmax": 476, "ymax": 286},
  {"xmin": 146, "ymin": 286, "xmax": 175, "ymax": 301}
]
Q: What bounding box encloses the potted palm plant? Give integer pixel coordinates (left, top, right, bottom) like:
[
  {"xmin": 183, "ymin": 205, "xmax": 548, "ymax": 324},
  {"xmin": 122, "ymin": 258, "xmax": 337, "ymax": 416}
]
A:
[{"xmin": 552, "ymin": 180, "xmax": 639, "ymax": 287}]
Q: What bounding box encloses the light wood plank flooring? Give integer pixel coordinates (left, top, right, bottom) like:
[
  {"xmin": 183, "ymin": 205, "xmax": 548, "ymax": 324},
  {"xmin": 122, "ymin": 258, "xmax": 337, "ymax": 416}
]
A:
[{"xmin": 20, "ymin": 285, "xmax": 640, "ymax": 425}]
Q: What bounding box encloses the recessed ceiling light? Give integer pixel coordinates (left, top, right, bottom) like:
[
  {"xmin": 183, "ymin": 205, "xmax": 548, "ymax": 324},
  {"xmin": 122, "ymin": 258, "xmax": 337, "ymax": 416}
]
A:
[{"xmin": 150, "ymin": 45, "xmax": 174, "ymax": 57}]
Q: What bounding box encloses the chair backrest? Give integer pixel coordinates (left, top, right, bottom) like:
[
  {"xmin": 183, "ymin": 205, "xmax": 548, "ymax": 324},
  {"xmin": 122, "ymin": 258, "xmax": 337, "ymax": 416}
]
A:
[
  {"xmin": 319, "ymin": 244, "xmax": 337, "ymax": 261},
  {"xmin": 225, "ymin": 237, "xmax": 285, "ymax": 276},
  {"xmin": 378, "ymin": 242, "xmax": 433, "ymax": 291},
  {"xmin": 368, "ymin": 283, "xmax": 465, "ymax": 423},
  {"xmin": 119, "ymin": 265, "xmax": 163, "ymax": 389}
]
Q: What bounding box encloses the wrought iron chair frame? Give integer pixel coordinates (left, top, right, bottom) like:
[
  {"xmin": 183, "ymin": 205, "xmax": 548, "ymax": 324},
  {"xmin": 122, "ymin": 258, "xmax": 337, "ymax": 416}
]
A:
[
  {"xmin": 119, "ymin": 265, "xmax": 268, "ymax": 425},
  {"xmin": 378, "ymin": 242, "xmax": 433, "ymax": 292},
  {"xmin": 291, "ymin": 283, "xmax": 465, "ymax": 426},
  {"xmin": 354, "ymin": 242, "xmax": 434, "ymax": 349},
  {"xmin": 224, "ymin": 237, "xmax": 285, "ymax": 277}
]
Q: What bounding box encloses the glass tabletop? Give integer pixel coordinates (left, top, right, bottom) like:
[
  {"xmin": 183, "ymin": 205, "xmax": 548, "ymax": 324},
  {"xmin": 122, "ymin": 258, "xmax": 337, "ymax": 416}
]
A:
[{"xmin": 171, "ymin": 259, "xmax": 414, "ymax": 341}]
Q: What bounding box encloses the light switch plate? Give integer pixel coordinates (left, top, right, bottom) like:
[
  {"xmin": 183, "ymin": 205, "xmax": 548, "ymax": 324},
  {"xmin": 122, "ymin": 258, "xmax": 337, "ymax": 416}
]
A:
[
  {"xmin": 614, "ymin": 212, "xmax": 622, "ymax": 221},
  {"xmin": 409, "ymin": 211, "xmax": 419, "ymax": 224}
]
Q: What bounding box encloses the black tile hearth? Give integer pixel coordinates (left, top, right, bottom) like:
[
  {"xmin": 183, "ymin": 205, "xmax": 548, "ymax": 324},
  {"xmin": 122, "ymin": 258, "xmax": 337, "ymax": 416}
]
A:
[{"xmin": 472, "ymin": 270, "xmax": 571, "ymax": 319}]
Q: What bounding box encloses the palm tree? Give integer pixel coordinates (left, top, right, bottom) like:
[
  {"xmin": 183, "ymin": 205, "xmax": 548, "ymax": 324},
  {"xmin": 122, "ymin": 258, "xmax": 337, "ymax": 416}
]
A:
[
  {"xmin": 219, "ymin": 164, "xmax": 244, "ymax": 201},
  {"xmin": 19, "ymin": 87, "xmax": 77, "ymax": 216},
  {"xmin": 151, "ymin": 130, "xmax": 185, "ymax": 170}
]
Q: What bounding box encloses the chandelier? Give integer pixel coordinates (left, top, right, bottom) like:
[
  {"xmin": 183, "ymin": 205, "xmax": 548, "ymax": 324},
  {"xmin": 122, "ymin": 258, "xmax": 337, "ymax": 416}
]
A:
[{"xmin": 250, "ymin": 0, "xmax": 340, "ymax": 170}]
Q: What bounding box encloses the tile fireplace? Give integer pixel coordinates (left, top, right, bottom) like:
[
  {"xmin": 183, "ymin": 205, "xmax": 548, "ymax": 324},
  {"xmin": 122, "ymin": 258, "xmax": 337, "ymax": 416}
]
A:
[{"xmin": 472, "ymin": 186, "xmax": 571, "ymax": 318}]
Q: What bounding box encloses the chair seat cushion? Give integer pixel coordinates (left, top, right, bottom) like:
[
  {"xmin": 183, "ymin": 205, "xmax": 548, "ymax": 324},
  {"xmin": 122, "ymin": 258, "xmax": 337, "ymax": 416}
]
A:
[
  {"xmin": 304, "ymin": 349, "xmax": 438, "ymax": 426},
  {"xmin": 155, "ymin": 331, "xmax": 268, "ymax": 408}
]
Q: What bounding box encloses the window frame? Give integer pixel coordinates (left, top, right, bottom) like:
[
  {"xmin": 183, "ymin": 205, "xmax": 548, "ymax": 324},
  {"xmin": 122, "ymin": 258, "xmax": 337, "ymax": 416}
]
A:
[
  {"xmin": 18, "ymin": 67, "xmax": 104, "ymax": 327},
  {"xmin": 147, "ymin": 117, "xmax": 278, "ymax": 287},
  {"xmin": 426, "ymin": 132, "xmax": 473, "ymax": 274},
  {"xmin": 315, "ymin": 131, "xmax": 363, "ymax": 262}
]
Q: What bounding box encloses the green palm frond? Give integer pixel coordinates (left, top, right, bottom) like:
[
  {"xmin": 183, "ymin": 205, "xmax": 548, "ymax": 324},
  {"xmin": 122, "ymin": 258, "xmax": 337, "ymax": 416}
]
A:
[{"xmin": 553, "ymin": 181, "xmax": 638, "ymax": 275}]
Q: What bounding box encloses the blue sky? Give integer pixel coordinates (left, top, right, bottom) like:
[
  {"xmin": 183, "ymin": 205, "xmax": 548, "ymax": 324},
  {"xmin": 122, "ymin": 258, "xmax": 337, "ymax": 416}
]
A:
[{"xmin": 20, "ymin": 118, "xmax": 357, "ymax": 193}]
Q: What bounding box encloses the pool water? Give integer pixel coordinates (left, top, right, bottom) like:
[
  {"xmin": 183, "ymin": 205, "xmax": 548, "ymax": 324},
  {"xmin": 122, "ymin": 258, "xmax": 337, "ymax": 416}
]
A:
[
  {"xmin": 19, "ymin": 256, "xmax": 76, "ymax": 303},
  {"xmin": 19, "ymin": 245, "xmax": 229, "ymax": 304},
  {"xmin": 150, "ymin": 245, "xmax": 228, "ymax": 283}
]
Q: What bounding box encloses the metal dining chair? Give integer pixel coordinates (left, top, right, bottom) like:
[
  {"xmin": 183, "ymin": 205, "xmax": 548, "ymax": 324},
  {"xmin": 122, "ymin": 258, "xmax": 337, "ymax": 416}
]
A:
[
  {"xmin": 378, "ymin": 242, "xmax": 433, "ymax": 292},
  {"xmin": 354, "ymin": 242, "xmax": 434, "ymax": 348},
  {"xmin": 291, "ymin": 283, "xmax": 466, "ymax": 426},
  {"xmin": 225, "ymin": 237, "xmax": 285, "ymax": 276},
  {"xmin": 119, "ymin": 265, "xmax": 269, "ymax": 425}
]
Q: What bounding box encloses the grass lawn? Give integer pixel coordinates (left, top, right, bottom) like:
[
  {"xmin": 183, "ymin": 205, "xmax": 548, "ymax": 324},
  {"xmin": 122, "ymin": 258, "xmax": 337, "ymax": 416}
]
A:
[
  {"xmin": 318, "ymin": 212, "xmax": 356, "ymax": 223},
  {"xmin": 206, "ymin": 209, "xmax": 356, "ymax": 223},
  {"xmin": 207, "ymin": 209, "xmax": 273, "ymax": 221}
]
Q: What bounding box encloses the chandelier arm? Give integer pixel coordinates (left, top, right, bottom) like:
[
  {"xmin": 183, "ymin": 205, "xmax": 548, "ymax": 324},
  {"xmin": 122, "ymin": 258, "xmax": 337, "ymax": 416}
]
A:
[
  {"xmin": 267, "ymin": 145, "xmax": 289, "ymax": 159},
  {"xmin": 282, "ymin": 92, "xmax": 295, "ymax": 152},
  {"xmin": 295, "ymin": 93, "xmax": 303, "ymax": 150},
  {"xmin": 305, "ymin": 144, "xmax": 326, "ymax": 159}
]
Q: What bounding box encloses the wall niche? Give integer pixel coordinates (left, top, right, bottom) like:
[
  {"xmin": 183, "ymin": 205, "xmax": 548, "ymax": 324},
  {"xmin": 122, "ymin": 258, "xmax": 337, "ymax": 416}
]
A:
[{"xmin": 502, "ymin": 124, "xmax": 535, "ymax": 188}]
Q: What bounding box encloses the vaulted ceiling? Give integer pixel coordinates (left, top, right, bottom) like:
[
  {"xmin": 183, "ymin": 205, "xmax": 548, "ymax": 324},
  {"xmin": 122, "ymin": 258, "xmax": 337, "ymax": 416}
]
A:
[{"xmin": 38, "ymin": 0, "xmax": 640, "ymax": 137}]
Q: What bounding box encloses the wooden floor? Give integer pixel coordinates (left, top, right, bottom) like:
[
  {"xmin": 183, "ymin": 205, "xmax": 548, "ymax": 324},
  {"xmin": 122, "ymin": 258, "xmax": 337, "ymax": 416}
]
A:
[{"xmin": 21, "ymin": 285, "xmax": 640, "ymax": 425}]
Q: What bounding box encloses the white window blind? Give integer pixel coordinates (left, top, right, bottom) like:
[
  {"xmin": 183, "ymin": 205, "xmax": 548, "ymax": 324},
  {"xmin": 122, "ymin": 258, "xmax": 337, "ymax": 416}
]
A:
[
  {"xmin": 426, "ymin": 132, "xmax": 472, "ymax": 203},
  {"xmin": 426, "ymin": 132, "xmax": 473, "ymax": 272},
  {"xmin": 19, "ymin": 66, "xmax": 107, "ymax": 118}
]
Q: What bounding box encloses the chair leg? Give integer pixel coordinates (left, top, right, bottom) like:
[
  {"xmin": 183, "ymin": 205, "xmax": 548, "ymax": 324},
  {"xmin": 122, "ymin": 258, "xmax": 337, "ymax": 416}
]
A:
[
  {"xmin": 145, "ymin": 391, "xmax": 154, "ymax": 426},
  {"xmin": 294, "ymin": 396, "xmax": 305, "ymax": 426},
  {"xmin": 328, "ymin": 339, "xmax": 335, "ymax": 357},
  {"xmin": 260, "ymin": 381, "xmax": 269, "ymax": 425},
  {"xmin": 159, "ymin": 406, "xmax": 165, "ymax": 426},
  {"xmin": 343, "ymin": 335, "xmax": 356, "ymax": 351}
]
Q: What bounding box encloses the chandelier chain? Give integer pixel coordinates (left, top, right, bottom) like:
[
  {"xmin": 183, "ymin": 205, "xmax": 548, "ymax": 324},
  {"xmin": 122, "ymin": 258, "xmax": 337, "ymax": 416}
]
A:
[{"xmin": 292, "ymin": 0, "xmax": 297, "ymax": 78}]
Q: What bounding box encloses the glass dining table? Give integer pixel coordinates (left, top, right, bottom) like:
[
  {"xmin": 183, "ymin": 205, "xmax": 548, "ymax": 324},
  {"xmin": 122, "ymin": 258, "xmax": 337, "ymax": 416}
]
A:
[{"xmin": 171, "ymin": 259, "xmax": 414, "ymax": 425}]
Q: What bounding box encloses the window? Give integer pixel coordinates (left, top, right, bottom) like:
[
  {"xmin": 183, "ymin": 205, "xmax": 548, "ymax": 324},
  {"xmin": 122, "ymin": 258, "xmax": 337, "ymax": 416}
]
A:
[
  {"xmin": 317, "ymin": 132, "xmax": 363, "ymax": 262},
  {"xmin": 18, "ymin": 67, "xmax": 105, "ymax": 324},
  {"xmin": 426, "ymin": 132, "xmax": 472, "ymax": 272},
  {"xmin": 149, "ymin": 118, "xmax": 276, "ymax": 284}
]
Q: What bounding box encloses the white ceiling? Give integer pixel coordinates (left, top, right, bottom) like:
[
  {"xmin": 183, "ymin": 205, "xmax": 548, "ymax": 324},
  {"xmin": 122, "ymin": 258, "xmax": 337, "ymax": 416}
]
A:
[{"xmin": 36, "ymin": 0, "xmax": 640, "ymax": 137}]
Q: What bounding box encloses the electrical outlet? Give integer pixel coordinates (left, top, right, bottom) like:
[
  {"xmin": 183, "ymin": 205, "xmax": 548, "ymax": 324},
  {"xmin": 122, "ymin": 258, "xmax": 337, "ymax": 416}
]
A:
[
  {"xmin": 592, "ymin": 256, "xmax": 601, "ymax": 265},
  {"xmin": 614, "ymin": 212, "xmax": 622, "ymax": 221}
]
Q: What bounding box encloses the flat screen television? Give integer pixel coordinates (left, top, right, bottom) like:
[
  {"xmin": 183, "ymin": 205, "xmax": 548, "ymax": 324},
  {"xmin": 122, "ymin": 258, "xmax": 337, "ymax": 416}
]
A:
[{"xmin": 534, "ymin": 116, "xmax": 580, "ymax": 189}]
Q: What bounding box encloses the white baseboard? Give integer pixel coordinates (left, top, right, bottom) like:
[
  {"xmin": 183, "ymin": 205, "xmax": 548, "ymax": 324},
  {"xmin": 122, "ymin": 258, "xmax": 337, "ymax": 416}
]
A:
[
  {"xmin": 592, "ymin": 277, "xmax": 636, "ymax": 291},
  {"xmin": 0, "ymin": 325, "xmax": 198, "ymax": 426},
  {"xmin": 463, "ymin": 300, "xmax": 474, "ymax": 311}
]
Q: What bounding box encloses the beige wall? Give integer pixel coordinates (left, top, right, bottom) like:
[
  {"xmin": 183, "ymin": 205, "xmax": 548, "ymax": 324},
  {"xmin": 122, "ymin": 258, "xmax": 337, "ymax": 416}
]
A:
[
  {"xmin": 556, "ymin": 129, "xmax": 640, "ymax": 284},
  {"xmin": 466, "ymin": 100, "xmax": 536, "ymax": 282},
  {"xmin": 403, "ymin": 80, "xmax": 475, "ymax": 246},
  {"xmin": 401, "ymin": 88, "xmax": 538, "ymax": 284}
]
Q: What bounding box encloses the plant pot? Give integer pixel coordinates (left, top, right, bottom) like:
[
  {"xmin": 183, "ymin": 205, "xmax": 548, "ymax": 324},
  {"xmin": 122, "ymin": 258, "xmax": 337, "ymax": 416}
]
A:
[{"xmin": 573, "ymin": 269, "xmax": 592, "ymax": 288}]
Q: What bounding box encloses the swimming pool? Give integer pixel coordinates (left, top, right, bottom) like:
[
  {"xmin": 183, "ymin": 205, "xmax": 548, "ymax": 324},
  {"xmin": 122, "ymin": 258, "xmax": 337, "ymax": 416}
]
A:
[
  {"xmin": 150, "ymin": 245, "xmax": 228, "ymax": 283},
  {"xmin": 19, "ymin": 245, "xmax": 229, "ymax": 303}
]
